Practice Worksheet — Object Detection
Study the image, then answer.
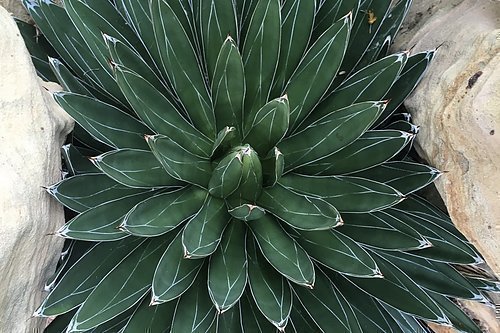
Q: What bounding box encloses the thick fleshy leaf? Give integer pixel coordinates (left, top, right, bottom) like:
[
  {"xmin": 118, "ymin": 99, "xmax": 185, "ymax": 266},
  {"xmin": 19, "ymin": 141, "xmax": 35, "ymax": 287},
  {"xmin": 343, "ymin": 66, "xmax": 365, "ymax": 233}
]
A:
[
  {"xmin": 57, "ymin": 191, "xmax": 155, "ymax": 241},
  {"xmin": 209, "ymin": 149, "xmax": 245, "ymax": 198},
  {"xmin": 339, "ymin": 211, "xmax": 431, "ymax": 251},
  {"xmin": 91, "ymin": 149, "xmax": 182, "ymax": 188},
  {"xmin": 242, "ymin": 0, "xmax": 281, "ymax": 116},
  {"xmin": 61, "ymin": 144, "xmax": 100, "ymax": 176},
  {"xmin": 346, "ymin": 251, "xmax": 449, "ymax": 323},
  {"xmin": 47, "ymin": 174, "xmax": 145, "ymax": 213},
  {"xmin": 208, "ymin": 221, "xmax": 248, "ymax": 313},
  {"xmin": 429, "ymin": 292, "xmax": 482, "ymax": 333},
  {"xmin": 216, "ymin": 304, "xmax": 241, "ymax": 332},
  {"xmin": 380, "ymin": 303, "xmax": 432, "ymax": 333},
  {"xmin": 247, "ymin": 238, "xmax": 292, "ymax": 330},
  {"xmin": 170, "ymin": 269, "xmax": 217, "ymax": 332},
  {"xmin": 122, "ymin": 186, "xmax": 207, "ymax": 237},
  {"xmin": 288, "ymin": 296, "xmax": 321, "ymax": 333},
  {"xmin": 147, "ymin": 135, "xmax": 212, "ymax": 188},
  {"xmin": 313, "ymin": 0, "xmax": 359, "ymax": 41},
  {"xmin": 271, "ymin": 0, "xmax": 315, "ymax": 96},
  {"xmin": 280, "ymin": 101, "xmax": 385, "ymax": 171},
  {"xmin": 182, "ymin": 195, "xmax": 231, "ymax": 258},
  {"xmin": 353, "ymin": 161, "xmax": 442, "ymax": 195},
  {"xmin": 280, "ymin": 173, "xmax": 403, "ymax": 212},
  {"xmin": 249, "ymin": 215, "xmax": 314, "ymax": 288},
  {"xmin": 239, "ymin": 291, "xmax": 277, "ymax": 333},
  {"xmin": 293, "ymin": 268, "xmax": 362, "ymax": 333},
  {"xmin": 233, "ymin": 145, "xmax": 263, "ymax": 201},
  {"xmin": 226, "ymin": 199, "xmax": 266, "ymax": 222},
  {"xmin": 113, "ymin": 67, "xmax": 213, "ymax": 156},
  {"xmin": 297, "ymin": 130, "xmax": 413, "ymax": 175},
  {"xmin": 212, "ymin": 37, "xmax": 245, "ymax": 135},
  {"xmin": 293, "ymin": 228, "xmax": 381, "ymax": 277},
  {"xmin": 212, "ymin": 126, "xmax": 238, "ymax": 159},
  {"xmin": 258, "ymin": 184, "xmax": 341, "ymax": 230},
  {"xmin": 66, "ymin": 235, "xmax": 172, "ymax": 331},
  {"xmin": 244, "ymin": 95, "xmax": 290, "ymax": 156},
  {"xmin": 286, "ymin": 14, "xmax": 351, "ymax": 131},
  {"xmin": 261, "ymin": 147, "xmax": 284, "ymax": 187},
  {"xmin": 313, "ymin": 52, "xmax": 407, "ymax": 122},
  {"xmin": 121, "ymin": 295, "xmax": 175, "ymax": 333},
  {"xmin": 48, "ymin": 57, "xmax": 95, "ymax": 97},
  {"xmin": 199, "ymin": 0, "xmax": 238, "ymax": 79},
  {"xmin": 35, "ymin": 238, "xmax": 144, "ymax": 317},
  {"xmin": 54, "ymin": 92, "xmax": 151, "ymax": 150},
  {"xmin": 43, "ymin": 309, "xmax": 77, "ymax": 333},
  {"xmin": 152, "ymin": 231, "xmax": 205, "ymax": 304},
  {"xmin": 151, "ymin": 0, "xmax": 215, "ymax": 138}
]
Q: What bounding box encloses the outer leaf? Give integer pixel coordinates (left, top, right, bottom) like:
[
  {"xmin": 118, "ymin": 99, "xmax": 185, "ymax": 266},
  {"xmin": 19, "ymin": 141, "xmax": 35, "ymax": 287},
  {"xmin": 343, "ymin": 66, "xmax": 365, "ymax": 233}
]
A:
[
  {"xmin": 208, "ymin": 220, "xmax": 248, "ymax": 313},
  {"xmin": 258, "ymin": 184, "xmax": 341, "ymax": 230},
  {"xmin": 247, "ymin": 238, "xmax": 292, "ymax": 330},
  {"xmin": 293, "ymin": 268, "xmax": 362, "ymax": 333},
  {"xmin": 353, "ymin": 161, "xmax": 442, "ymax": 195},
  {"xmin": 114, "ymin": 67, "xmax": 213, "ymax": 156},
  {"xmin": 66, "ymin": 235, "xmax": 172, "ymax": 331},
  {"xmin": 54, "ymin": 92, "xmax": 151, "ymax": 150},
  {"xmin": 58, "ymin": 191, "xmax": 155, "ymax": 241},
  {"xmin": 147, "ymin": 135, "xmax": 212, "ymax": 188},
  {"xmin": 35, "ymin": 238, "xmax": 144, "ymax": 317},
  {"xmin": 151, "ymin": 0, "xmax": 215, "ymax": 138},
  {"xmin": 212, "ymin": 37, "xmax": 245, "ymax": 135},
  {"xmin": 152, "ymin": 231, "xmax": 204, "ymax": 303},
  {"xmin": 170, "ymin": 269, "xmax": 217, "ymax": 333},
  {"xmin": 261, "ymin": 147, "xmax": 284, "ymax": 187},
  {"xmin": 286, "ymin": 14, "xmax": 351, "ymax": 131},
  {"xmin": 293, "ymin": 228, "xmax": 381, "ymax": 277},
  {"xmin": 297, "ymin": 130, "xmax": 413, "ymax": 175},
  {"xmin": 279, "ymin": 101, "xmax": 385, "ymax": 171},
  {"xmin": 209, "ymin": 149, "xmax": 244, "ymax": 199},
  {"xmin": 429, "ymin": 292, "xmax": 482, "ymax": 333},
  {"xmin": 249, "ymin": 215, "xmax": 315, "ymax": 288},
  {"xmin": 380, "ymin": 303, "xmax": 432, "ymax": 333},
  {"xmin": 48, "ymin": 57, "xmax": 95, "ymax": 97},
  {"xmin": 182, "ymin": 195, "xmax": 231, "ymax": 258},
  {"xmin": 91, "ymin": 149, "xmax": 183, "ymax": 188},
  {"xmin": 239, "ymin": 291, "xmax": 277, "ymax": 333},
  {"xmin": 280, "ymin": 173, "xmax": 403, "ymax": 212},
  {"xmin": 216, "ymin": 304, "xmax": 241, "ymax": 332},
  {"xmin": 122, "ymin": 186, "xmax": 207, "ymax": 237},
  {"xmin": 313, "ymin": 0, "xmax": 359, "ymax": 41},
  {"xmin": 244, "ymin": 95, "xmax": 290, "ymax": 156},
  {"xmin": 61, "ymin": 144, "xmax": 100, "ymax": 176},
  {"xmin": 242, "ymin": 0, "xmax": 281, "ymax": 117},
  {"xmin": 288, "ymin": 295, "xmax": 321, "ymax": 333},
  {"xmin": 121, "ymin": 295, "xmax": 176, "ymax": 333},
  {"xmin": 47, "ymin": 174, "xmax": 145, "ymax": 213}
]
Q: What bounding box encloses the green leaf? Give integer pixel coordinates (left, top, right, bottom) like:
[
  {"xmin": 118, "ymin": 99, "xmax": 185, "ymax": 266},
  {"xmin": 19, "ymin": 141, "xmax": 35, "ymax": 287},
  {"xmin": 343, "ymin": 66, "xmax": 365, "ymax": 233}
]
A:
[
  {"xmin": 209, "ymin": 149, "xmax": 245, "ymax": 198},
  {"xmin": 244, "ymin": 95, "xmax": 290, "ymax": 156},
  {"xmin": 247, "ymin": 238, "xmax": 292, "ymax": 330},
  {"xmin": 293, "ymin": 268, "xmax": 362, "ymax": 333},
  {"xmin": 212, "ymin": 126, "xmax": 238, "ymax": 159},
  {"xmin": 428, "ymin": 292, "xmax": 482, "ymax": 333},
  {"xmin": 279, "ymin": 101, "xmax": 384, "ymax": 171},
  {"xmin": 121, "ymin": 295, "xmax": 175, "ymax": 333},
  {"xmin": 43, "ymin": 309, "xmax": 76, "ymax": 333},
  {"xmin": 48, "ymin": 57, "xmax": 95, "ymax": 97},
  {"xmin": 242, "ymin": 0, "xmax": 281, "ymax": 117},
  {"xmin": 57, "ymin": 191, "xmax": 155, "ymax": 241},
  {"xmin": 261, "ymin": 147, "xmax": 284, "ymax": 187},
  {"xmin": 313, "ymin": 52, "xmax": 407, "ymax": 122},
  {"xmin": 216, "ymin": 304, "xmax": 241, "ymax": 332},
  {"xmin": 239, "ymin": 291, "xmax": 277, "ymax": 333},
  {"xmin": 61, "ymin": 144, "xmax": 100, "ymax": 176},
  {"xmin": 339, "ymin": 211, "xmax": 431, "ymax": 251},
  {"xmin": 66, "ymin": 235, "xmax": 172, "ymax": 331},
  {"xmin": 249, "ymin": 215, "xmax": 314, "ymax": 288},
  {"xmin": 91, "ymin": 149, "xmax": 183, "ymax": 188},
  {"xmin": 313, "ymin": 0, "xmax": 358, "ymax": 41},
  {"xmin": 297, "ymin": 130, "xmax": 413, "ymax": 175},
  {"xmin": 288, "ymin": 295, "xmax": 320, "ymax": 333},
  {"xmin": 54, "ymin": 92, "xmax": 151, "ymax": 150},
  {"xmin": 227, "ymin": 202, "xmax": 266, "ymax": 222},
  {"xmin": 47, "ymin": 174, "xmax": 145, "ymax": 213},
  {"xmin": 151, "ymin": 0, "xmax": 215, "ymax": 138},
  {"xmin": 233, "ymin": 145, "xmax": 263, "ymax": 201},
  {"xmin": 293, "ymin": 228, "xmax": 381, "ymax": 277},
  {"xmin": 353, "ymin": 161, "xmax": 442, "ymax": 195},
  {"xmin": 258, "ymin": 184, "xmax": 341, "ymax": 230},
  {"xmin": 212, "ymin": 37, "xmax": 245, "ymax": 135},
  {"xmin": 35, "ymin": 238, "xmax": 144, "ymax": 317},
  {"xmin": 280, "ymin": 174, "xmax": 403, "ymax": 212},
  {"xmin": 347, "ymin": 251, "xmax": 449, "ymax": 323},
  {"xmin": 199, "ymin": 0, "xmax": 238, "ymax": 79},
  {"xmin": 182, "ymin": 195, "xmax": 231, "ymax": 258},
  {"xmin": 170, "ymin": 269, "xmax": 217, "ymax": 333},
  {"xmin": 271, "ymin": 0, "xmax": 315, "ymax": 96},
  {"xmin": 379, "ymin": 303, "xmax": 431, "ymax": 333},
  {"xmin": 114, "ymin": 67, "xmax": 213, "ymax": 156},
  {"xmin": 147, "ymin": 135, "xmax": 212, "ymax": 188},
  {"xmin": 208, "ymin": 220, "xmax": 248, "ymax": 313},
  {"xmin": 122, "ymin": 186, "xmax": 207, "ymax": 237},
  {"xmin": 286, "ymin": 14, "xmax": 351, "ymax": 131},
  {"xmin": 152, "ymin": 231, "xmax": 205, "ymax": 303}
]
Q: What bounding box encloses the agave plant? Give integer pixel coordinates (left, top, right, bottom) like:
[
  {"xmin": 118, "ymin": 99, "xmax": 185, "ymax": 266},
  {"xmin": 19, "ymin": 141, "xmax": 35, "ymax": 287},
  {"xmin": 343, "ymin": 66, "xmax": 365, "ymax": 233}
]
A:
[{"xmin": 17, "ymin": 0, "xmax": 500, "ymax": 332}]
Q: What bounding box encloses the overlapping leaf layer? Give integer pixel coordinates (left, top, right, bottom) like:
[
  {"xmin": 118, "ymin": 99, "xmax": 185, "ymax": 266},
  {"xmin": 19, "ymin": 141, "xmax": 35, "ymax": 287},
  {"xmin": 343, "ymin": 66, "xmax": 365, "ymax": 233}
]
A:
[{"xmin": 18, "ymin": 0, "xmax": 499, "ymax": 332}]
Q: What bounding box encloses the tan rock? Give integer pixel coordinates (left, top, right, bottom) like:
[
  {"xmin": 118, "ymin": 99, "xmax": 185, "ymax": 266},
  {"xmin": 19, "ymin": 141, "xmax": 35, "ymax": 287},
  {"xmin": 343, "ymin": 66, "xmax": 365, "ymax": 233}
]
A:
[
  {"xmin": 0, "ymin": 0, "xmax": 31, "ymax": 22},
  {"xmin": 0, "ymin": 5, "xmax": 73, "ymax": 332}
]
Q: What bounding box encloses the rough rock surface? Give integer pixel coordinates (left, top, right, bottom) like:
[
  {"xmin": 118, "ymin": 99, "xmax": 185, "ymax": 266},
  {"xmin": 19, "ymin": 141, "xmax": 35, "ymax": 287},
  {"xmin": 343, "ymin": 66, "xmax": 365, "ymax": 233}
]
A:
[
  {"xmin": 392, "ymin": 0, "xmax": 500, "ymax": 331},
  {"xmin": 0, "ymin": 0, "xmax": 31, "ymax": 22},
  {"xmin": 0, "ymin": 5, "xmax": 73, "ymax": 332}
]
